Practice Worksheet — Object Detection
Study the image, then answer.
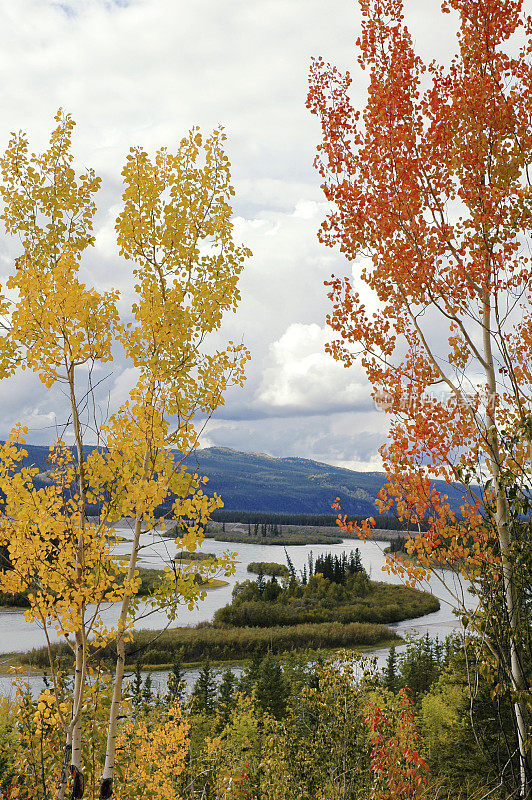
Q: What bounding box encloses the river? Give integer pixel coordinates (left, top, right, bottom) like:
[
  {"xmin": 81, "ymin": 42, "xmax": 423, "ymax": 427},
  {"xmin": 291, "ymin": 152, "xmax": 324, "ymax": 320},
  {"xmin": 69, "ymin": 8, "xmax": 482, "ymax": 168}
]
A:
[{"xmin": 0, "ymin": 524, "xmax": 474, "ymax": 696}]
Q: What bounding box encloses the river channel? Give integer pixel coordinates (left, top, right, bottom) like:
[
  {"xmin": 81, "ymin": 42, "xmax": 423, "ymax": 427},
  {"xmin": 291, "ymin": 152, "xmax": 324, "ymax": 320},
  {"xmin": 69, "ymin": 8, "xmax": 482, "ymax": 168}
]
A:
[{"xmin": 0, "ymin": 524, "xmax": 474, "ymax": 696}]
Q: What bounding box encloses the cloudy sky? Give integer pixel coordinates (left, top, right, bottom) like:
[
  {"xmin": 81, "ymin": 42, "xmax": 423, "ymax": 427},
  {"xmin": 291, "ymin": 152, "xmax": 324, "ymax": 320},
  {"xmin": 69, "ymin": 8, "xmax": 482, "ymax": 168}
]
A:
[{"xmin": 0, "ymin": 0, "xmax": 477, "ymax": 470}]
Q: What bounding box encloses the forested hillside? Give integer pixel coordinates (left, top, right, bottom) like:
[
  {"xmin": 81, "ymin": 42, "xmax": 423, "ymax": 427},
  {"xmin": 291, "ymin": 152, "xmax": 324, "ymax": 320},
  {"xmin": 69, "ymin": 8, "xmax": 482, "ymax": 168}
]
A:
[{"xmin": 14, "ymin": 442, "xmax": 467, "ymax": 516}]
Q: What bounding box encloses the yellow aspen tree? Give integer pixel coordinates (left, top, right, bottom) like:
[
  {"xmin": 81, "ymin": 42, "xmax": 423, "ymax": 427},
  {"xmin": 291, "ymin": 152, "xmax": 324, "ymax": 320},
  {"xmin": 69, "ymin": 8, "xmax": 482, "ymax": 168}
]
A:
[
  {"xmin": 98, "ymin": 128, "xmax": 250, "ymax": 800},
  {"xmin": 0, "ymin": 111, "xmax": 122, "ymax": 799},
  {"xmin": 113, "ymin": 702, "xmax": 189, "ymax": 800},
  {"xmin": 0, "ymin": 113, "xmax": 250, "ymax": 800},
  {"xmin": 0, "ymin": 436, "xmax": 136, "ymax": 799}
]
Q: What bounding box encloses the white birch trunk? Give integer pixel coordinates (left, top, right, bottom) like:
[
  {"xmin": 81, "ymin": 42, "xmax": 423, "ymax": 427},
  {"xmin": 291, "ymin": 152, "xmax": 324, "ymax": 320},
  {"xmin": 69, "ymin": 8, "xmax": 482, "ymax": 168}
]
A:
[
  {"xmin": 99, "ymin": 449, "xmax": 151, "ymax": 800},
  {"xmin": 482, "ymin": 306, "xmax": 530, "ymax": 799},
  {"xmin": 58, "ymin": 369, "xmax": 88, "ymax": 799}
]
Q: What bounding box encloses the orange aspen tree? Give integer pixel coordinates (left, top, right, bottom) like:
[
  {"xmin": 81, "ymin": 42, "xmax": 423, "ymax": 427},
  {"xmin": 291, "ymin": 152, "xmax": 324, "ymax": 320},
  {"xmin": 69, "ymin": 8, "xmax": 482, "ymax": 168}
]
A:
[
  {"xmin": 365, "ymin": 689, "xmax": 428, "ymax": 800},
  {"xmin": 0, "ymin": 114, "xmax": 249, "ymax": 800},
  {"xmin": 308, "ymin": 1, "xmax": 531, "ymax": 796}
]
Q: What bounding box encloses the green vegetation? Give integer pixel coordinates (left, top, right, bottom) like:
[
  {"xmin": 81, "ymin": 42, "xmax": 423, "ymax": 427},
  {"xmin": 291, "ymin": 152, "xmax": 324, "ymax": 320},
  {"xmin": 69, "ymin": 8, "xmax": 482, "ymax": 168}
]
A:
[
  {"xmin": 216, "ymin": 550, "xmax": 439, "ymax": 628},
  {"xmin": 204, "ymin": 525, "xmax": 343, "ymax": 545},
  {"xmin": 136, "ymin": 567, "xmax": 227, "ymax": 596},
  {"xmin": 135, "ymin": 567, "xmax": 164, "ymax": 597},
  {"xmin": 9, "ymin": 549, "xmax": 424, "ymax": 670},
  {"xmin": 174, "ymin": 550, "xmax": 216, "ymax": 562},
  {"xmin": 17, "ymin": 621, "xmax": 399, "ymax": 669},
  {"xmin": 130, "ymin": 621, "xmax": 398, "ymax": 664},
  {"xmin": 0, "ymin": 589, "xmax": 29, "ymax": 608},
  {"xmin": 247, "ymin": 561, "xmax": 289, "ymax": 577},
  {"xmin": 215, "ymin": 579, "xmax": 438, "ymax": 627},
  {"xmin": 191, "ymin": 661, "xmax": 218, "ymax": 714},
  {"xmin": 163, "ymin": 519, "xmax": 345, "ymax": 545},
  {"xmin": 2, "ymin": 636, "xmax": 517, "ymax": 800},
  {"xmin": 12, "ymin": 550, "xmax": 419, "ymax": 668},
  {"xmin": 210, "ymin": 509, "xmax": 414, "ymax": 530},
  {"xmin": 385, "ymin": 536, "xmax": 408, "ymax": 555},
  {"xmin": 0, "ymin": 565, "xmax": 226, "ymax": 609},
  {"xmin": 0, "ymin": 545, "xmax": 29, "ymax": 607}
]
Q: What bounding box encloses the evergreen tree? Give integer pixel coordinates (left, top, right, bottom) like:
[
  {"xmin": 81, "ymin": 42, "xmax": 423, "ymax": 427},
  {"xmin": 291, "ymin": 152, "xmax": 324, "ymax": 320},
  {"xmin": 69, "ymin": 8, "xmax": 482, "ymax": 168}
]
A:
[
  {"xmin": 217, "ymin": 667, "xmax": 236, "ymax": 727},
  {"xmin": 352, "ymin": 548, "xmax": 363, "ymax": 573},
  {"xmin": 400, "ymin": 633, "xmax": 440, "ymax": 699},
  {"xmin": 383, "ymin": 644, "xmax": 398, "ymax": 692},
  {"xmin": 313, "ymin": 550, "xmax": 366, "ymax": 584},
  {"xmin": 238, "ymin": 650, "xmax": 263, "ymax": 695},
  {"xmin": 191, "ymin": 660, "xmax": 217, "ymax": 715},
  {"xmin": 142, "ymin": 671, "xmax": 153, "ymax": 710},
  {"xmin": 255, "ymin": 651, "xmax": 289, "ymax": 719},
  {"xmin": 263, "ymin": 575, "xmax": 281, "ymax": 602},
  {"xmin": 131, "ymin": 661, "xmax": 143, "ymax": 710},
  {"xmin": 433, "ymin": 636, "xmax": 444, "ymax": 669},
  {"xmin": 256, "ymin": 566, "xmax": 265, "ymax": 595},
  {"xmin": 284, "ymin": 547, "xmax": 297, "ymax": 582},
  {"xmin": 166, "ymin": 656, "xmax": 186, "ymax": 704}
]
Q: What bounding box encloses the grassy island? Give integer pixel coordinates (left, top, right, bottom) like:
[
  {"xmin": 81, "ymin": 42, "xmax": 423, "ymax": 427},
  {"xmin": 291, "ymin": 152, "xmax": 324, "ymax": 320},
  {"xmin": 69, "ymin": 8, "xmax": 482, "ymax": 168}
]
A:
[
  {"xmin": 203, "ymin": 522, "xmax": 343, "ymax": 545},
  {"xmin": 174, "ymin": 550, "xmax": 217, "ymax": 562},
  {"xmin": 216, "ymin": 549, "xmax": 439, "ymax": 628},
  {"xmin": 136, "ymin": 567, "xmax": 227, "ymax": 597},
  {"xmin": 15, "ymin": 620, "xmax": 400, "ymax": 671},
  {"xmin": 162, "ymin": 520, "xmax": 343, "ymax": 544},
  {"xmin": 0, "ymin": 565, "xmax": 227, "ymax": 609},
  {"xmin": 125, "ymin": 621, "xmax": 399, "ymax": 664}
]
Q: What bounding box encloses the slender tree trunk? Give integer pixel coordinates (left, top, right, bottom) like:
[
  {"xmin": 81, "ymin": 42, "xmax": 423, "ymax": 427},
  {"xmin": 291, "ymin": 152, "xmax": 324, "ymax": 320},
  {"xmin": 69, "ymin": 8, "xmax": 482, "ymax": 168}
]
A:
[
  {"xmin": 69, "ymin": 631, "xmax": 86, "ymax": 799},
  {"xmin": 68, "ymin": 364, "xmax": 88, "ymax": 510},
  {"xmin": 57, "ymin": 743, "xmax": 72, "ymax": 800},
  {"xmin": 58, "ymin": 368, "xmax": 88, "ymax": 800},
  {"xmin": 99, "ymin": 448, "xmax": 151, "ymax": 800},
  {"xmin": 482, "ymin": 304, "xmax": 530, "ymax": 799}
]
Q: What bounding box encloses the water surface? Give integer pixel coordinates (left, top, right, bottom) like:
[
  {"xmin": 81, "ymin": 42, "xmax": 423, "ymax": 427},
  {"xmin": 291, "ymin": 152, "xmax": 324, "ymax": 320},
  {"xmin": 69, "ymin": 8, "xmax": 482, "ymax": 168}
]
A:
[{"xmin": 0, "ymin": 527, "xmax": 473, "ymax": 696}]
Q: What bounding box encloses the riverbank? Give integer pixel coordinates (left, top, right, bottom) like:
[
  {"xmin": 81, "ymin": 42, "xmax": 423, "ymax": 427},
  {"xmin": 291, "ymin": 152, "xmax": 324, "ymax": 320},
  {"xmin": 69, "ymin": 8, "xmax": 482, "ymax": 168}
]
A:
[
  {"xmin": 205, "ymin": 522, "xmax": 344, "ymax": 545},
  {"xmin": 3, "ymin": 620, "xmax": 401, "ymax": 672},
  {"xmin": 204, "ymin": 522, "xmax": 413, "ymax": 546},
  {"xmin": 0, "ymin": 564, "xmax": 228, "ymax": 609}
]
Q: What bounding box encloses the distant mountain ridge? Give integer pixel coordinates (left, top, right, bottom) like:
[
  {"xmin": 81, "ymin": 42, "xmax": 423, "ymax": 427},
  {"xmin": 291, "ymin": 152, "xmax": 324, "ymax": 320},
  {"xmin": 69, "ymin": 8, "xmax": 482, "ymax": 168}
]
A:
[
  {"xmin": 8, "ymin": 442, "xmax": 466, "ymax": 516},
  {"xmin": 183, "ymin": 446, "xmax": 383, "ymax": 515}
]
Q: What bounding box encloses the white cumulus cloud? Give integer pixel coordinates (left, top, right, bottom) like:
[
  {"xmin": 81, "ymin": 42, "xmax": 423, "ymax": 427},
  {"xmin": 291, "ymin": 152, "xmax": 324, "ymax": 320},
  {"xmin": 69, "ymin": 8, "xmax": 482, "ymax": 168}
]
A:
[{"xmin": 257, "ymin": 322, "xmax": 372, "ymax": 415}]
